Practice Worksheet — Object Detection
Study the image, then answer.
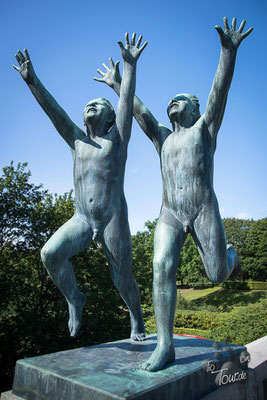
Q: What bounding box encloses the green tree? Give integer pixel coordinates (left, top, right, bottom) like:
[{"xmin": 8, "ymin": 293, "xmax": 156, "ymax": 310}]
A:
[
  {"xmin": 177, "ymin": 235, "xmax": 207, "ymax": 287},
  {"xmin": 244, "ymin": 218, "xmax": 267, "ymax": 281},
  {"xmin": 132, "ymin": 220, "xmax": 155, "ymax": 305},
  {"xmin": 0, "ymin": 162, "xmax": 49, "ymax": 251},
  {"xmin": 223, "ymin": 218, "xmax": 255, "ymax": 278}
]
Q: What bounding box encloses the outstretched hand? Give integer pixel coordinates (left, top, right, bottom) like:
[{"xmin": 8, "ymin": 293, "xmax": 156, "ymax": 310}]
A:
[
  {"xmin": 94, "ymin": 58, "xmax": 122, "ymax": 89},
  {"xmin": 13, "ymin": 48, "xmax": 35, "ymax": 84},
  {"xmin": 117, "ymin": 33, "xmax": 148, "ymax": 65},
  {"xmin": 215, "ymin": 17, "xmax": 253, "ymax": 50}
]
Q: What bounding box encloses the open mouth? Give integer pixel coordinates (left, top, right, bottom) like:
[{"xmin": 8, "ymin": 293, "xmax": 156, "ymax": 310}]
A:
[{"xmin": 88, "ymin": 107, "xmax": 97, "ymax": 113}]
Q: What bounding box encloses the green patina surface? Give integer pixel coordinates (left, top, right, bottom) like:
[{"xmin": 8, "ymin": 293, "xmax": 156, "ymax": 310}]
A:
[{"xmin": 13, "ymin": 334, "xmax": 246, "ymax": 400}]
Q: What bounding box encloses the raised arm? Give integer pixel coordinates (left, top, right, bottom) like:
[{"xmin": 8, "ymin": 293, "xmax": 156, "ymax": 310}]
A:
[
  {"xmin": 94, "ymin": 56, "xmax": 169, "ymax": 152},
  {"xmin": 113, "ymin": 33, "xmax": 147, "ymax": 142},
  {"xmin": 13, "ymin": 49, "xmax": 85, "ymax": 149},
  {"xmin": 204, "ymin": 17, "xmax": 253, "ymax": 146}
]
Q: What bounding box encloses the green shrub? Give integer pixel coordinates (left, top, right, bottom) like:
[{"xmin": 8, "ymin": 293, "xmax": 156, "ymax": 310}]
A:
[
  {"xmin": 174, "ymin": 310, "xmax": 217, "ymax": 330},
  {"xmin": 206, "ymin": 300, "xmax": 267, "ymax": 345},
  {"xmin": 144, "ymin": 299, "xmax": 267, "ymax": 345},
  {"xmin": 173, "ymin": 328, "xmax": 207, "ymax": 338},
  {"xmin": 144, "ymin": 316, "xmax": 156, "ymax": 334},
  {"xmin": 191, "ymin": 281, "xmax": 214, "ymax": 289},
  {"xmin": 247, "ymin": 281, "xmax": 267, "ymax": 290}
]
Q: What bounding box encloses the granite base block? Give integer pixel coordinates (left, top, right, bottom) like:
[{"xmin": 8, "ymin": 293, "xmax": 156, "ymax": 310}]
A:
[
  {"xmin": 200, "ymin": 367, "xmax": 258, "ymax": 400},
  {"xmin": 11, "ymin": 334, "xmax": 247, "ymax": 400}
]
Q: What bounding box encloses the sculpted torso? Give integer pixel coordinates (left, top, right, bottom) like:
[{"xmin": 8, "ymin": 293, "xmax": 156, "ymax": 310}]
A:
[
  {"xmin": 160, "ymin": 119, "xmax": 214, "ymax": 225},
  {"xmin": 73, "ymin": 128, "xmax": 127, "ymax": 230}
]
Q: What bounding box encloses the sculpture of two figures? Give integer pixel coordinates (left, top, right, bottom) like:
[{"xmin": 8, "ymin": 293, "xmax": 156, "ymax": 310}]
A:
[{"xmin": 14, "ymin": 17, "xmax": 252, "ymax": 372}]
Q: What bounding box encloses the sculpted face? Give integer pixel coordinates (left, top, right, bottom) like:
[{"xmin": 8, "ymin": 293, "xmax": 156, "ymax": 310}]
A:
[
  {"xmin": 167, "ymin": 94, "xmax": 200, "ymax": 123},
  {"xmin": 83, "ymin": 98, "xmax": 115, "ymax": 127},
  {"xmin": 167, "ymin": 95, "xmax": 193, "ymax": 119}
]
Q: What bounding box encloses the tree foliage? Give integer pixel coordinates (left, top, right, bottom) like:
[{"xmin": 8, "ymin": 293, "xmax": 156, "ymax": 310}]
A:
[
  {"xmin": 244, "ymin": 218, "xmax": 267, "ymax": 281},
  {"xmin": 223, "ymin": 218, "xmax": 267, "ymax": 281},
  {"xmin": 223, "ymin": 218, "xmax": 253, "ymax": 265},
  {"xmin": 132, "ymin": 220, "xmax": 155, "ymax": 305},
  {"xmin": 177, "ymin": 235, "xmax": 207, "ymax": 286}
]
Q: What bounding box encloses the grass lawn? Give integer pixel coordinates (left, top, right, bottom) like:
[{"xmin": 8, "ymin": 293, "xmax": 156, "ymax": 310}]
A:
[
  {"xmin": 179, "ymin": 286, "xmax": 221, "ymax": 301},
  {"xmin": 179, "ymin": 287, "xmax": 266, "ymax": 311}
]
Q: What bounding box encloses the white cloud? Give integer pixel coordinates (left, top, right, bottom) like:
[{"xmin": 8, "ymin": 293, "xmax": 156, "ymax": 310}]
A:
[{"xmin": 236, "ymin": 212, "xmax": 249, "ymax": 219}]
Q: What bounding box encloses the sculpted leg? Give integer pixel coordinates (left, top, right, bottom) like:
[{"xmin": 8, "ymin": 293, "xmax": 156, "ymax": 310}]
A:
[
  {"xmin": 141, "ymin": 209, "xmax": 186, "ymax": 371},
  {"xmin": 192, "ymin": 204, "xmax": 240, "ymax": 283},
  {"xmin": 41, "ymin": 213, "xmax": 92, "ymax": 336},
  {"xmin": 103, "ymin": 210, "xmax": 145, "ymax": 341}
]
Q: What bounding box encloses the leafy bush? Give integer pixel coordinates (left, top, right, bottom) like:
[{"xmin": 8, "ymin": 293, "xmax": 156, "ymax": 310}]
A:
[
  {"xmin": 174, "ymin": 310, "xmax": 217, "ymax": 330},
  {"xmin": 173, "ymin": 328, "xmax": 207, "ymax": 338},
  {"xmin": 206, "ymin": 300, "xmax": 267, "ymax": 344},
  {"xmin": 190, "ymin": 279, "xmax": 213, "ymax": 289},
  {"xmin": 145, "ymin": 318, "xmax": 156, "ymax": 334},
  {"xmin": 144, "ymin": 297, "xmax": 267, "ymax": 345}
]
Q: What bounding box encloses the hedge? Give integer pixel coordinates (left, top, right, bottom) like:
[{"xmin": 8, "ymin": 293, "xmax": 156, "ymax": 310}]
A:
[
  {"xmin": 174, "ymin": 310, "xmax": 216, "ymax": 330},
  {"xmin": 173, "ymin": 328, "xmax": 207, "ymax": 337},
  {"xmin": 206, "ymin": 301, "xmax": 267, "ymax": 344},
  {"xmin": 144, "ymin": 299, "xmax": 267, "ymax": 345}
]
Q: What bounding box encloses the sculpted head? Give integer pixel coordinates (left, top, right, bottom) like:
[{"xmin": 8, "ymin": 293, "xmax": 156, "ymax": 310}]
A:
[
  {"xmin": 83, "ymin": 98, "xmax": 115, "ymax": 130},
  {"xmin": 167, "ymin": 93, "xmax": 200, "ymax": 125}
]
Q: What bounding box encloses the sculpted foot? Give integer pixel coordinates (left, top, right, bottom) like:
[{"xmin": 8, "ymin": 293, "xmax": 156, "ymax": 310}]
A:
[
  {"xmin": 227, "ymin": 244, "xmax": 241, "ymax": 277},
  {"xmin": 131, "ymin": 331, "xmax": 146, "ymax": 341},
  {"xmin": 141, "ymin": 343, "xmax": 175, "ymax": 371},
  {"xmin": 68, "ymin": 292, "xmax": 86, "ymax": 337},
  {"xmin": 130, "ymin": 314, "xmax": 146, "ymax": 341}
]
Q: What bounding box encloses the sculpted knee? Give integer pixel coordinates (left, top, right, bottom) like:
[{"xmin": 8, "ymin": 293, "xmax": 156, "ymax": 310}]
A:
[
  {"xmin": 115, "ymin": 275, "xmax": 137, "ymax": 293},
  {"xmin": 40, "ymin": 244, "xmax": 59, "ymax": 266},
  {"xmin": 153, "ymin": 256, "xmax": 176, "ymax": 282},
  {"xmin": 153, "ymin": 256, "xmax": 163, "ymax": 277},
  {"xmin": 207, "ymin": 267, "xmax": 227, "ymax": 284}
]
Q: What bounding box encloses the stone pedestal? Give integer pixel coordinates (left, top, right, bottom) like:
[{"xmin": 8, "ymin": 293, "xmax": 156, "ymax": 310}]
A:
[{"xmin": 3, "ymin": 334, "xmax": 248, "ymax": 400}]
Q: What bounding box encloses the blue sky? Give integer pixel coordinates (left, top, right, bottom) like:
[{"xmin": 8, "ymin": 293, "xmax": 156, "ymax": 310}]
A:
[{"xmin": 1, "ymin": 0, "xmax": 266, "ymax": 233}]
